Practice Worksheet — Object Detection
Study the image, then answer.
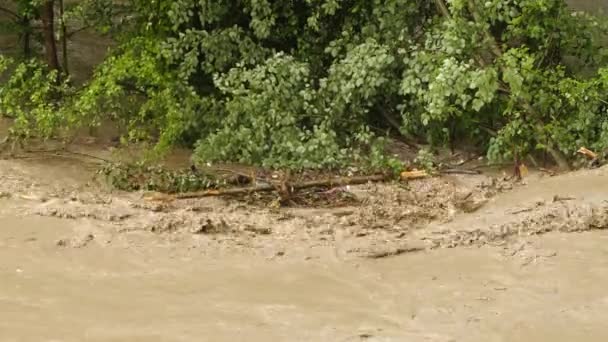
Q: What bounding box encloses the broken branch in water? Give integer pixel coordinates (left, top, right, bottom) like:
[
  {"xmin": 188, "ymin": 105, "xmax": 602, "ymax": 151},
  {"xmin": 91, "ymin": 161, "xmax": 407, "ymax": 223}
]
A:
[
  {"xmin": 366, "ymin": 246, "xmax": 425, "ymax": 259},
  {"xmin": 439, "ymin": 168, "xmax": 482, "ymax": 175},
  {"xmin": 175, "ymin": 174, "xmax": 390, "ymax": 200}
]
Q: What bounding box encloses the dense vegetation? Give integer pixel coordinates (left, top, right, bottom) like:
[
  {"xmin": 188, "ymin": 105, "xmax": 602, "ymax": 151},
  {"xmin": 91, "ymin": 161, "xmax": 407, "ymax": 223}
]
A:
[{"xmin": 0, "ymin": 0, "xmax": 607, "ymax": 171}]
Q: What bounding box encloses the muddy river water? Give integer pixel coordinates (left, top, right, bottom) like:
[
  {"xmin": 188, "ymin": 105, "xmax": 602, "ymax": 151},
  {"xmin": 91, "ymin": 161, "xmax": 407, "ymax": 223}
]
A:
[
  {"xmin": 1, "ymin": 1, "xmax": 608, "ymax": 339},
  {"xmin": 2, "ymin": 149, "xmax": 608, "ymax": 341},
  {"xmin": 2, "ymin": 214, "xmax": 608, "ymax": 341}
]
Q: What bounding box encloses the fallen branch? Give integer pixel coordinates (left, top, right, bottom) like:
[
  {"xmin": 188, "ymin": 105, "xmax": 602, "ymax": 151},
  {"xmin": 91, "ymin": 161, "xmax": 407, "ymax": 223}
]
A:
[
  {"xmin": 0, "ymin": 146, "xmax": 111, "ymax": 163},
  {"xmin": 538, "ymin": 167, "xmax": 556, "ymax": 176},
  {"xmin": 175, "ymin": 174, "xmax": 390, "ymax": 199},
  {"xmin": 439, "ymin": 168, "xmax": 481, "ymax": 175},
  {"xmin": 366, "ymin": 246, "xmax": 425, "ymax": 259}
]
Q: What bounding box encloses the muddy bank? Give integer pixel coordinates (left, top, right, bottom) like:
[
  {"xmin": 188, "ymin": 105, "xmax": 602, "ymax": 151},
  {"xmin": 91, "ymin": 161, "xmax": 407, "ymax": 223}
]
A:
[
  {"xmin": 2, "ymin": 151, "xmax": 608, "ymax": 260},
  {"xmin": 0, "ymin": 152, "xmax": 506, "ymax": 259}
]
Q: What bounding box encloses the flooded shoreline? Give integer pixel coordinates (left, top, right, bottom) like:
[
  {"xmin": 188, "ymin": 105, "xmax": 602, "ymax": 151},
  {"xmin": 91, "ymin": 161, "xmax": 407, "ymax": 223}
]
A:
[{"xmin": 2, "ymin": 144, "xmax": 608, "ymax": 341}]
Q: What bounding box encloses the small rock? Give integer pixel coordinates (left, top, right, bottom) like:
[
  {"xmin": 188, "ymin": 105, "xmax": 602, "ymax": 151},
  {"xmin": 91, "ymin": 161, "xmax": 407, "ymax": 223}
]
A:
[
  {"xmin": 191, "ymin": 218, "xmax": 230, "ymax": 234},
  {"xmin": 73, "ymin": 234, "xmax": 95, "ymax": 248},
  {"xmin": 57, "ymin": 234, "xmax": 95, "ymax": 248},
  {"xmin": 455, "ymin": 196, "xmax": 488, "ymax": 213}
]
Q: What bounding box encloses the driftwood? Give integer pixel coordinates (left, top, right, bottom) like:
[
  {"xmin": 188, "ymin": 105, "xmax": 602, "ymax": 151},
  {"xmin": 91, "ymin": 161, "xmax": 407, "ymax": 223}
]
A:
[
  {"xmin": 439, "ymin": 168, "xmax": 481, "ymax": 175},
  {"xmin": 577, "ymin": 147, "xmax": 598, "ymax": 160},
  {"xmin": 175, "ymin": 174, "xmax": 390, "ymax": 200},
  {"xmin": 577, "ymin": 146, "xmax": 603, "ymax": 168},
  {"xmin": 399, "ymin": 170, "xmax": 428, "ymax": 180}
]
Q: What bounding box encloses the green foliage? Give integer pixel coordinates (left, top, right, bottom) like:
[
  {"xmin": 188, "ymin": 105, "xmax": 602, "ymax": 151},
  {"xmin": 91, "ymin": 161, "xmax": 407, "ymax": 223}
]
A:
[
  {"xmin": 98, "ymin": 162, "xmax": 220, "ymax": 193},
  {"xmin": 193, "ymin": 40, "xmax": 398, "ymax": 169},
  {"xmin": 64, "ymin": 36, "xmax": 214, "ymax": 153},
  {"xmin": 400, "ymin": 0, "xmax": 608, "ymax": 162},
  {"xmin": 194, "ymin": 53, "xmax": 346, "ymax": 169},
  {"xmin": 414, "ymin": 147, "xmax": 437, "ymax": 173},
  {"xmin": 0, "ymin": 56, "xmax": 71, "ymax": 139},
  {"xmin": 1, "ymin": 0, "xmax": 607, "ymax": 175}
]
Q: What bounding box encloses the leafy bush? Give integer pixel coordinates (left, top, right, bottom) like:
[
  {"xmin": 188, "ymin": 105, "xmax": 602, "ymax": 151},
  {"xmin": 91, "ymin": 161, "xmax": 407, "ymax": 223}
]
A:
[
  {"xmin": 400, "ymin": 1, "xmax": 608, "ymax": 163},
  {"xmin": 0, "ymin": 0, "xmax": 607, "ymax": 171}
]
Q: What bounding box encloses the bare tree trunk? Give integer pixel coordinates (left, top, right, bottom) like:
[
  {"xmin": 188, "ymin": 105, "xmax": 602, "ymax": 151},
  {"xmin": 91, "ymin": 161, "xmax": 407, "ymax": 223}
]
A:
[
  {"xmin": 59, "ymin": 0, "xmax": 68, "ymax": 75},
  {"xmin": 21, "ymin": 17, "xmax": 31, "ymax": 57},
  {"xmin": 40, "ymin": 0, "xmax": 60, "ymax": 72}
]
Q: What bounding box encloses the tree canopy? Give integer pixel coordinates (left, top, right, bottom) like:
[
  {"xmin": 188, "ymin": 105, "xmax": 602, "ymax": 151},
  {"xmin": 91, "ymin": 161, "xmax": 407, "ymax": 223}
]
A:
[{"xmin": 0, "ymin": 0, "xmax": 607, "ymax": 170}]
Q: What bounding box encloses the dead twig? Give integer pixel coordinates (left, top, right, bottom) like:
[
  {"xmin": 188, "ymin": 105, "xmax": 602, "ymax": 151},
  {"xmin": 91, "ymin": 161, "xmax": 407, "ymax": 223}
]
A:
[
  {"xmin": 508, "ymin": 207, "xmax": 535, "ymax": 215},
  {"xmin": 538, "ymin": 167, "xmax": 556, "ymax": 176},
  {"xmin": 366, "ymin": 246, "xmax": 425, "ymax": 259},
  {"xmin": 440, "ymin": 168, "xmax": 482, "ymax": 175},
  {"xmin": 508, "ymin": 200, "xmax": 545, "ymax": 215},
  {"xmin": 438, "ymin": 153, "xmax": 480, "ymax": 167},
  {"xmin": 472, "ymin": 162, "xmax": 513, "ymax": 170},
  {"xmin": 1, "ymin": 147, "xmax": 111, "ymax": 163}
]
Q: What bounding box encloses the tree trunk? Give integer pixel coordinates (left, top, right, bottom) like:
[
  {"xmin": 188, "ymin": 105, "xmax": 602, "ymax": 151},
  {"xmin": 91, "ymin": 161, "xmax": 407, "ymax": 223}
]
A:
[
  {"xmin": 40, "ymin": 0, "xmax": 60, "ymax": 72},
  {"xmin": 21, "ymin": 17, "xmax": 31, "ymax": 58},
  {"xmin": 59, "ymin": 0, "xmax": 68, "ymax": 75}
]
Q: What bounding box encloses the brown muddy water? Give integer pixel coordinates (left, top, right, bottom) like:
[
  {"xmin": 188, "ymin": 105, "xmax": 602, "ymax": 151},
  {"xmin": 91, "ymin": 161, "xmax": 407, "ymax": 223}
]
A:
[
  {"xmin": 2, "ymin": 215, "xmax": 608, "ymax": 341},
  {"xmin": 2, "ymin": 144, "xmax": 608, "ymax": 341},
  {"xmin": 1, "ymin": 2, "xmax": 607, "ymax": 339}
]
